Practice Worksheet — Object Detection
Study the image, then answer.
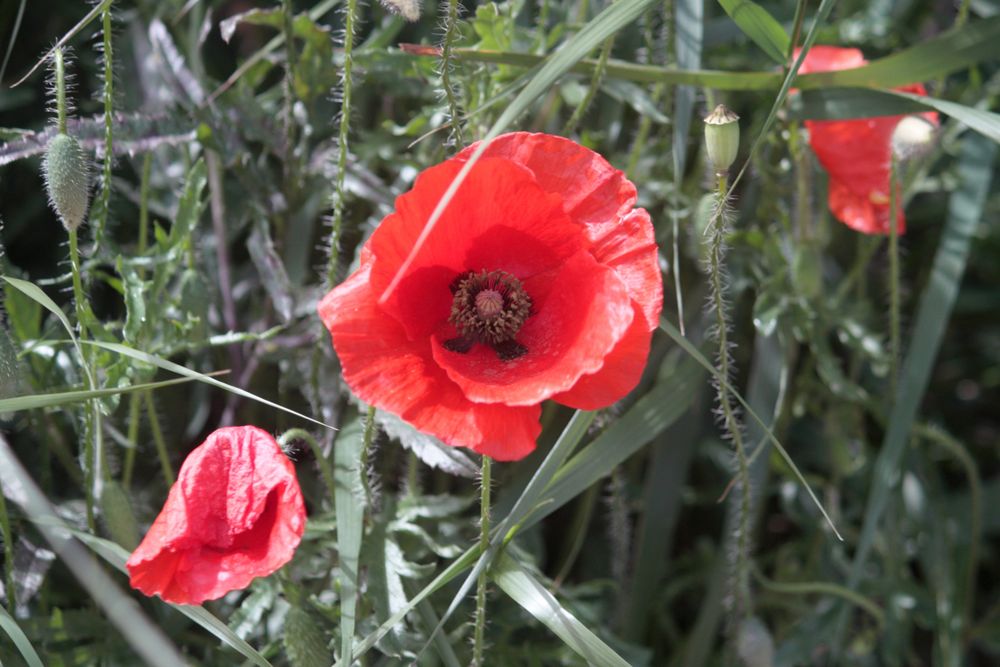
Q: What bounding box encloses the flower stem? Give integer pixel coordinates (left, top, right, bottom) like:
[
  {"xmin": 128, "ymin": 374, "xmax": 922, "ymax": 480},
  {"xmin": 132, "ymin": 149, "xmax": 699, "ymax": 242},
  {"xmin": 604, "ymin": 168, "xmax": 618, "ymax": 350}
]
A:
[
  {"xmin": 440, "ymin": 0, "xmax": 464, "ymax": 146},
  {"xmin": 279, "ymin": 428, "xmax": 336, "ymax": 503},
  {"xmin": 888, "ymin": 156, "xmax": 900, "ymax": 397},
  {"xmin": 144, "ymin": 391, "xmax": 174, "ymax": 485},
  {"xmin": 360, "ymin": 405, "xmax": 377, "ymax": 508},
  {"xmin": 472, "ymin": 454, "xmax": 492, "ymax": 666},
  {"xmin": 54, "ymin": 47, "xmax": 67, "ymax": 134},
  {"xmin": 0, "ymin": 486, "xmax": 15, "ymax": 612},
  {"xmin": 562, "ymin": 34, "xmax": 613, "ymax": 136},
  {"xmin": 93, "ymin": 2, "xmax": 113, "ymax": 246},
  {"xmin": 708, "ymin": 171, "xmax": 752, "ymax": 621},
  {"xmin": 325, "ymin": 0, "xmax": 358, "ymax": 287}
]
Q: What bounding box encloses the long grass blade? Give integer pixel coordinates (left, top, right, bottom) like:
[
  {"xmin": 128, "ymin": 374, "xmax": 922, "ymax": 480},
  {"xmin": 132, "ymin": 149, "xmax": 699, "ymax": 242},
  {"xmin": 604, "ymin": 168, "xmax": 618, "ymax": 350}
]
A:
[
  {"xmin": 0, "ymin": 373, "xmax": 222, "ymax": 413},
  {"xmin": 334, "ymin": 417, "xmax": 366, "ymax": 664},
  {"xmin": 0, "ymin": 604, "xmax": 43, "ymax": 667}
]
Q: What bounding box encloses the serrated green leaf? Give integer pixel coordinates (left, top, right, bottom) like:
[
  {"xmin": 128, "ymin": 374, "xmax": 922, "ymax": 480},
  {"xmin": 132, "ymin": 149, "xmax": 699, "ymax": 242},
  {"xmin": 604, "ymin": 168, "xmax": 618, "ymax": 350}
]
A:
[
  {"xmin": 99, "ymin": 481, "xmax": 139, "ymax": 551},
  {"xmin": 718, "ymin": 0, "xmax": 790, "ymax": 63},
  {"xmin": 492, "ymin": 552, "xmax": 630, "ymax": 667}
]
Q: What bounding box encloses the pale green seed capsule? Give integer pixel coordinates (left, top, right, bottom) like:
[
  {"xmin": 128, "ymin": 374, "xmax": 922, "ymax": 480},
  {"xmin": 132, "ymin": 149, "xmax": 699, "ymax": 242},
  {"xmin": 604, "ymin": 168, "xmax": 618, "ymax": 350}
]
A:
[
  {"xmin": 43, "ymin": 133, "xmax": 90, "ymax": 231},
  {"xmin": 704, "ymin": 104, "xmax": 740, "ymax": 175}
]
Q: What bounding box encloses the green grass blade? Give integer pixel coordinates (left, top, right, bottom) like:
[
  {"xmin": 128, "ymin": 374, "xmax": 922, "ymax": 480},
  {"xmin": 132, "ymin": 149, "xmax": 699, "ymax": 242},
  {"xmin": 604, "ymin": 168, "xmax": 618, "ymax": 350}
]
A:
[
  {"xmin": 843, "ymin": 134, "xmax": 997, "ymax": 598},
  {"xmin": 718, "ymin": 0, "xmax": 790, "ymax": 63},
  {"xmin": 379, "ymin": 0, "xmax": 658, "ymax": 306},
  {"xmin": 76, "ymin": 340, "xmax": 333, "ymax": 430},
  {"xmin": 522, "ymin": 356, "xmax": 703, "ymax": 531},
  {"xmin": 69, "ymin": 531, "xmax": 273, "ymax": 667},
  {"xmin": 660, "ymin": 317, "xmax": 843, "ymax": 540},
  {"xmin": 798, "ymin": 87, "xmax": 1000, "ymax": 143},
  {"xmin": 10, "ymin": 0, "xmax": 112, "ymax": 87},
  {"xmin": 492, "ymin": 551, "xmax": 630, "ymax": 667},
  {"xmin": 334, "ymin": 417, "xmax": 366, "ymax": 664},
  {"xmin": 0, "ymin": 373, "xmax": 219, "ymax": 413},
  {"xmin": 0, "ymin": 604, "xmax": 44, "ymax": 667}
]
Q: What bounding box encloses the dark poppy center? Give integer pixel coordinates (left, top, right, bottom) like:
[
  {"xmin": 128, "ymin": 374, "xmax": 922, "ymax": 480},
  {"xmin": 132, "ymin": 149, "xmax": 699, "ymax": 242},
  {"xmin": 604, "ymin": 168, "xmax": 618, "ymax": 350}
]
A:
[{"xmin": 444, "ymin": 270, "xmax": 532, "ymax": 361}]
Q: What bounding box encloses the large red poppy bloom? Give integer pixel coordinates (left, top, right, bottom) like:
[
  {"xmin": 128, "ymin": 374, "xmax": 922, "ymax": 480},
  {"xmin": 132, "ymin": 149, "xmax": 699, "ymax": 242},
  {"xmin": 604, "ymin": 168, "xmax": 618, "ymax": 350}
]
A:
[
  {"xmin": 319, "ymin": 132, "xmax": 662, "ymax": 461},
  {"xmin": 797, "ymin": 46, "xmax": 937, "ymax": 235},
  {"xmin": 127, "ymin": 426, "xmax": 306, "ymax": 605}
]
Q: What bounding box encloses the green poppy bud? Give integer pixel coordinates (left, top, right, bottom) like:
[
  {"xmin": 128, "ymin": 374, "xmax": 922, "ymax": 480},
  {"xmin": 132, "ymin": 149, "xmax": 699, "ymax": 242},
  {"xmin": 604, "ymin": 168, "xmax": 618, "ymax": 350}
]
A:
[
  {"xmin": 704, "ymin": 104, "xmax": 740, "ymax": 175},
  {"xmin": 43, "ymin": 133, "xmax": 91, "ymax": 231}
]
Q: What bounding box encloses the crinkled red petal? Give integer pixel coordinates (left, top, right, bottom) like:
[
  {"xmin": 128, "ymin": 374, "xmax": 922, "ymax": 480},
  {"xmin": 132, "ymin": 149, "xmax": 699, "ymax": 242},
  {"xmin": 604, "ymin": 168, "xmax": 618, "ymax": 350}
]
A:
[
  {"xmin": 368, "ymin": 157, "xmax": 584, "ymax": 340},
  {"xmin": 431, "ymin": 251, "xmax": 634, "ymax": 406},
  {"xmin": 552, "ymin": 304, "xmax": 653, "ymax": 409},
  {"xmin": 586, "ymin": 208, "xmax": 662, "ymax": 329},
  {"xmin": 126, "ymin": 426, "xmax": 305, "ymax": 605},
  {"xmin": 795, "ymin": 45, "xmax": 866, "ymax": 74},
  {"xmin": 319, "ymin": 261, "xmax": 542, "ymax": 460}
]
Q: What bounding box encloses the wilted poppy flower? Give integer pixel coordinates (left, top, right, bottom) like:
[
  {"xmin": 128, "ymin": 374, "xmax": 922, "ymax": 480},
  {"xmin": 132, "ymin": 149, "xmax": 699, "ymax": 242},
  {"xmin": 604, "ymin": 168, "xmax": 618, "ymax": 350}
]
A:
[
  {"xmin": 797, "ymin": 46, "xmax": 938, "ymax": 235},
  {"xmin": 127, "ymin": 426, "xmax": 306, "ymax": 605},
  {"xmin": 319, "ymin": 132, "xmax": 662, "ymax": 461}
]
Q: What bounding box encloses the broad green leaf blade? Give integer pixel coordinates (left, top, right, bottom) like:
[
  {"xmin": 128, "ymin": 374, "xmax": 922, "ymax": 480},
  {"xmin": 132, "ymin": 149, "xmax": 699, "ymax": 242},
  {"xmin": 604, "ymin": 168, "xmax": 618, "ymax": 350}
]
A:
[
  {"xmin": 380, "ymin": 0, "xmax": 658, "ymax": 305},
  {"xmin": 0, "ymin": 373, "xmax": 217, "ymax": 412},
  {"xmin": 844, "ymin": 134, "xmax": 997, "ymax": 597},
  {"xmin": 718, "ymin": 0, "xmax": 790, "ymax": 63},
  {"xmin": 334, "ymin": 417, "xmax": 366, "ymax": 664},
  {"xmin": 0, "ymin": 604, "xmax": 44, "ymax": 667},
  {"xmin": 660, "ymin": 317, "xmax": 843, "ymax": 541},
  {"xmin": 70, "ymin": 531, "xmax": 273, "ymax": 667},
  {"xmin": 492, "ymin": 552, "xmax": 630, "ymax": 667},
  {"xmin": 797, "ymin": 87, "xmax": 1000, "ymax": 144},
  {"xmin": 77, "ymin": 340, "xmax": 332, "ymax": 430},
  {"xmin": 523, "ymin": 355, "xmax": 703, "ymax": 531}
]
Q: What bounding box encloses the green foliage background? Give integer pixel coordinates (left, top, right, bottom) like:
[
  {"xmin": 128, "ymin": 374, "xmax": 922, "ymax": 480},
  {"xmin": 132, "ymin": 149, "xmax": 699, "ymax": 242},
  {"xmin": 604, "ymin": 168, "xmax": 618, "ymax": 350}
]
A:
[{"xmin": 1, "ymin": 0, "xmax": 999, "ymax": 665}]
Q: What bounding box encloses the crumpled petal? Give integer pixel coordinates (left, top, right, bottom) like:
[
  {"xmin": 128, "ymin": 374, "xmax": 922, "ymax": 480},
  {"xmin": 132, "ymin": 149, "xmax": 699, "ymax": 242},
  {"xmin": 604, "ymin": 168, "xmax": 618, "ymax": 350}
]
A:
[
  {"xmin": 319, "ymin": 261, "xmax": 542, "ymax": 460},
  {"xmin": 797, "ymin": 47, "xmax": 938, "ymax": 235},
  {"xmin": 127, "ymin": 426, "xmax": 305, "ymax": 605}
]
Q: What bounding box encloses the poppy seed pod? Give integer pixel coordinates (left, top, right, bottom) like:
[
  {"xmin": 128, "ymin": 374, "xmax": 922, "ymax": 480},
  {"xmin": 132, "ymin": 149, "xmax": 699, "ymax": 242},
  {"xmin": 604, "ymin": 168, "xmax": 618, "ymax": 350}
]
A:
[
  {"xmin": 42, "ymin": 133, "xmax": 90, "ymax": 231},
  {"xmin": 704, "ymin": 104, "xmax": 740, "ymax": 175}
]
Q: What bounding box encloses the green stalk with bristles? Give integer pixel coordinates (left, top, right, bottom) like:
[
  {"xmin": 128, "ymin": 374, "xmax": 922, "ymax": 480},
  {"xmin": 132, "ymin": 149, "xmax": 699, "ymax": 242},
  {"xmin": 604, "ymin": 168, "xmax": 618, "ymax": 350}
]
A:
[
  {"xmin": 472, "ymin": 454, "xmax": 492, "ymax": 666},
  {"xmin": 325, "ymin": 0, "xmax": 358, "ymax": 287},
  {"xmin": 93, "ymin": 2, "xmax": 113, "ymax": 246},
  {"xmin": 441, "ymin": 0, "xmax": 465, "ymax": 146},
  {"xmin": 360, "ymin": 405, "xmax": 377, "ymax": 509},
  {"xmin": 707, "ymin": 172, "xmax": 752, "ymax": 622},
  {"xmin": 562, "ymin": 34, "xmax": 614, "ymax": 135},
  {"xmin": 144, "ymin": 392, "xmax": 174, "ymax": 485},
  {"xmin": 278, "ymin": 428, "xmax": 336, "ymax": 503},
  {"xmin": 54, "ymin": 48, "xmax": 67, "ymax": 134},
  {"xmin": 0, "ymin": 487, "xmax": 15, "ymax": 613}
]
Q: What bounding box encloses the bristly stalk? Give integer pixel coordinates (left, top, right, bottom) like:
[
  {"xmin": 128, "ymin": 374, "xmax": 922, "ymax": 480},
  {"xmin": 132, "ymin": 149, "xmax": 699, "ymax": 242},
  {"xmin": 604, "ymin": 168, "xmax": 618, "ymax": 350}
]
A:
[
  {"xmin": 440, "ymin": 0, "xmax": 464, "ymax": 147},
  {"xmin": 888, "ymin": 155, "xmax": 901, "ymax": 397},
  {"xmin": 472, "ymin": 454, "xmax": 492, "ymax": 666},
  {"xmin": 325, "ymin": 0, "xmax": 359, "ymax": 288},
  {"xmin": 707, "ymin": 170, "xmax": 752, "ymax": 623},
  {"xmin": 562, "ymin": 34, "xmax": 614, "ymax": 136},
  {"xmin": 92, "ymin": 2, "xmax": 113, "ymax": 247},
  {"xmin": 0, "ymin": 484, "xmax": 15, "ymax": 613},
  {"xmin": 360, "ymin": 405, "xmax": 377, "ymax": 510}
]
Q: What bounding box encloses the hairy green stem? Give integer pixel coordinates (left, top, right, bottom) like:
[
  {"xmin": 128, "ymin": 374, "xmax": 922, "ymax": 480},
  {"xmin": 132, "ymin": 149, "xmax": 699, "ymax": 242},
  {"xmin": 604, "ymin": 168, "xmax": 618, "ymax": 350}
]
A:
[
  {"xmin": 440, "ymin": 0, "xmax": 464, "ymax": 146},
  {"xmin": 473, "ymin": 454, "xmax": 492, "ymax": 666},
  {"xmin": 360, "ymin": 405, "xmax": 377, "ymax": 508},
  {"xmin": 144, "ymin": 392, "xmax": 174, "ymax": 485},
  {"xmin": 0, "ymin": 487, "xmax": 15, "ymax": 612},
  {"xmin": 326, "ymin": 0, "xmax": 358, "ymax": 287},
  {"xmin": 562, "ymin": 35, "xmax": 614, "ymax": 135},
  {"xmin": 94, "ymin": 2, "xmax": 113, "ymax": 244},
  {"xmin": 708, "ymin": 172, "xmax": 752, "ymax": 621},
  {"xmin": 753, "ymin": 565, "xmax": 884, "ymax": 628},
  {"xmin": 625, "ymin": 83, "xmax": 663, "ymax": 178},
  {"xmin": 888, "ymin": 156, "xmax": 900, "ymax": 396},
  {"xmin": 54, "ymin": 47, "xmax": 67, "ymax": 134}
]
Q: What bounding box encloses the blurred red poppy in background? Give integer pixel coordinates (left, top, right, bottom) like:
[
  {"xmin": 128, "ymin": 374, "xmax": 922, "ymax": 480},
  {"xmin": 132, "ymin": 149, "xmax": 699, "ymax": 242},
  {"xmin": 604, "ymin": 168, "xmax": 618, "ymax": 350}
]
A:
[
  {"xmin": 127, "ymin": 426, "xmax": 305, "ymax": 605},
  {"xmin": 797, "ymin": 46, "xmax": 938, "ymax": 235},
  {"xmin": 319, "ymin": 132, "xmax": 662, "ymax": 461}
]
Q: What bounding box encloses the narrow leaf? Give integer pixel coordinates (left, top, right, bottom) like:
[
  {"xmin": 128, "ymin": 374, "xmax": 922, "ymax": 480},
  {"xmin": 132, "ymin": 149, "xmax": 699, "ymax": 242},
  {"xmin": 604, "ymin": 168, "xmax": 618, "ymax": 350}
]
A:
[
  {"xmin": 0, "ymin": 604, "xmax": 44, "ymax": 667},
  {"xmin": 334, "ymin": 417, "xmax": 366, "ymax": 664},
  {"xmin": 718, "ymin": 0, "xmax": 790, "ymax": 63}
]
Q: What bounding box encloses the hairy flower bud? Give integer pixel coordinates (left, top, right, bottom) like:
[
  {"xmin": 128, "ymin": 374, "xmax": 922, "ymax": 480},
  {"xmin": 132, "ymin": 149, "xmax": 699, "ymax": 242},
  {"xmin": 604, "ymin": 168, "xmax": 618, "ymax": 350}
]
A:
[
  {"xmin": 704, "ymin": 104, "xmax": 740, "ymax": 175},
  {"xmin": 42, "ymin": 133, "xmax": 90, "ymax": 231}
]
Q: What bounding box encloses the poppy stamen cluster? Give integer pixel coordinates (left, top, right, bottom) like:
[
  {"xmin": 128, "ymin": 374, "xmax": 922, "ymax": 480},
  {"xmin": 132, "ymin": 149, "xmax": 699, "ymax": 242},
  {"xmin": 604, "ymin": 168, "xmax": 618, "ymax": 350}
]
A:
[{"xmin": 446, "ymin": 269, "xmax": 532, "ymax": 360}]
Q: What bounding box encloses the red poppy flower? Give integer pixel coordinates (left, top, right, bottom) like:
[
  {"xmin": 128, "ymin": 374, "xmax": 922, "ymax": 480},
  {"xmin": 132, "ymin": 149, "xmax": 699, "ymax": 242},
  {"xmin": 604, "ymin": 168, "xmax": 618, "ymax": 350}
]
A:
[
  {"xmin": 318, "ymin": 132, "xmax": 662, "ymax": 461},
  {"xmin": 797, "ymin": 46, "xmax": 938, "ymax": 234},
  {"xmin": 127, "ymin": 426, "xmax": 306, "ymax": 605}
]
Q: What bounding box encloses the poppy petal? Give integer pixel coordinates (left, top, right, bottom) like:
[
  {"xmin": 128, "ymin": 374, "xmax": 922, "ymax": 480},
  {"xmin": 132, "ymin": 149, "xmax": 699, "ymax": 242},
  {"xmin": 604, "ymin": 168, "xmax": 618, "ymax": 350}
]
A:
[
  {"xmin": 552, "ymin": 305, "xmax": 653, "ymax": 409},
  {"xmin": 319, "ymin": 262, "xmax": 542, "ymax": 459},
  {"xmin": 127, "ymin": 426, "xmax": 305, "ymax": 605},
  {"xmin": 368, "ymin": 157, "xmax": 585, "ymax": 339},
  {"xmin": 431, "ymin": 251, "xmax": 634, "ymax": 406}
]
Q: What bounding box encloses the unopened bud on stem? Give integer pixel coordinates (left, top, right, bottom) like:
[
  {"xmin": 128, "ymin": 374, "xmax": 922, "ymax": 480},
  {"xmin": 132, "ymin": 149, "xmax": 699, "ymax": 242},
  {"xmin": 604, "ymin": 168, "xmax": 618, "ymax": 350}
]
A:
[
  {"xmin": 43, "ymin": 133, "xmax": 91, "ymax": 232},
  {"xmin": 704, "ymin": 104, "xmax": 740, "ymax": 175}
]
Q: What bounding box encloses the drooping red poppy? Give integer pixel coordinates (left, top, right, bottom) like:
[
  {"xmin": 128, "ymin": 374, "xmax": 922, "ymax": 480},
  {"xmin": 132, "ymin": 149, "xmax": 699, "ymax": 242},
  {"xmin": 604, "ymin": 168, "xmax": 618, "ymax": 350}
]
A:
[
  {"xmin": 797, "ymin": 46, "xmax": 938, "ymax": 235},
  {"xmin": 127, "ymin": 426, "xmax": 306, "ymax": 605},
  {"xmin": 318, "ymin": 132, "xmax": 662, "ymax": 461}
]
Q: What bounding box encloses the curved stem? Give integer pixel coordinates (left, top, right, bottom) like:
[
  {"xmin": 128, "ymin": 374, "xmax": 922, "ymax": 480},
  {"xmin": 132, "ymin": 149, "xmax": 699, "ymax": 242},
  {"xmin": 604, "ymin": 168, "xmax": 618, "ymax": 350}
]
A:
[
  {"xmin": 279, "ymin": 428, "xmax": 336, "ymax": 503},
  {"xmin": 326, "ymin": 0, "xmax": 358, "ymax": 287},
  {"xmin": 562, "ymin": 35, "xmax": 614, "ymax": 136},
  {"xmin": 440, "ymin": 0, "xmax": 464, "ymax": 146},
  {"xmin": 473, "ymin": 455, "xmax": 492, "ymax": 666},
  {"xmin": 888, "ymin": 156, "xmax": 900, "ymax": 396}
]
